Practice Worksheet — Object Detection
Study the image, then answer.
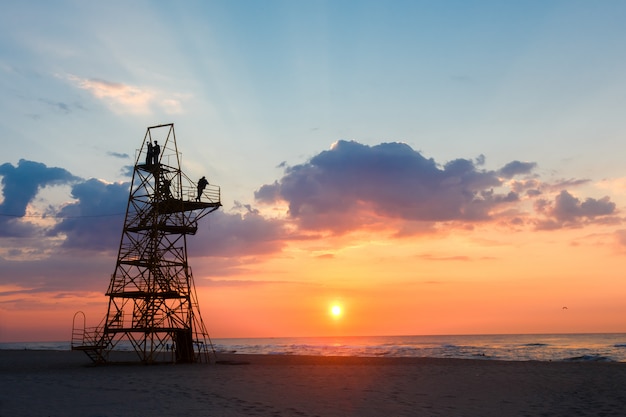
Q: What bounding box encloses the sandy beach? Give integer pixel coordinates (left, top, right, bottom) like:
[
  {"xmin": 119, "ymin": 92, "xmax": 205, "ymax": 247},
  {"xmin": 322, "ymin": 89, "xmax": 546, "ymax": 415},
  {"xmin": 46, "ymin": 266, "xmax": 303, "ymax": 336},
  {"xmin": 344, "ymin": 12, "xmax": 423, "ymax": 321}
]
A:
[{"xmin": 2, "ymin": 350, "xmax": 625, "ymax": 417}]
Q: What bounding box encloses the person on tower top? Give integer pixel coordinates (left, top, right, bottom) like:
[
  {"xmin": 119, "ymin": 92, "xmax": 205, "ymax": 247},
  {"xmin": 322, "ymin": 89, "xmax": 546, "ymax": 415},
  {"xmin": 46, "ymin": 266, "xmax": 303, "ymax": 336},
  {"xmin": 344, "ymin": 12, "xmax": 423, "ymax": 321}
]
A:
[
  {"xmin": 145, "ymin": 141, "xmax": 153, "ymax": 165},
  {"xmin": 152, "ymin": 140, "xmax": 160, "ymax": 165}
]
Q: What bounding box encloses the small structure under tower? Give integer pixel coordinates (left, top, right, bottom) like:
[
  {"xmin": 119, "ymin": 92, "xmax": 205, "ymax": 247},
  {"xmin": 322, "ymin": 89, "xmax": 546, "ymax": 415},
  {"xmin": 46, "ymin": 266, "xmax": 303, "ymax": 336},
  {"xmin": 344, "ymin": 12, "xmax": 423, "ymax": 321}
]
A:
[{"xmin": 72, "ymin": 123, "xmax": 221, "ymax": 364}]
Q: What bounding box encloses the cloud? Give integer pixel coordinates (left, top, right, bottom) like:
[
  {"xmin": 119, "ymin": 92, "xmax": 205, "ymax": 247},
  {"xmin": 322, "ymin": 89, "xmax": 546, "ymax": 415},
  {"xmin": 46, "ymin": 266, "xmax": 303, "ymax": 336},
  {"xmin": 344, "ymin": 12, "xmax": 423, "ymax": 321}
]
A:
[
  {"xmin": 37, "ymin": 98, "xmax": 86, "ymax": 115},
  {"xmin": 66, "ymin": 74, "xmax": 186, "ymax": 115},
  {"xmin": 0, "ymin": 157, "xmax": 288, "ymax": 261},
  {"xmin": 255, "ymin": 140, "xmax": 528, "ymax": 234},
  {"xmin": 0, "ymin": 161, "xmax": 289, "ymax": 294},
  {"xmin": 0, "ymin": 253, "xmax": 113, "ymax": 296},
  {"xmin": 417, "ymin": 254, "xmax": 472, "ymax": 262},
  {"xmin": 597, "ymin": 177, "xmax": 626, "ymax": 193},
  {"xmin": 509, "ymin": 178, "xmax": 542, "ymax": 196},
  {"xmin": 203, "ymin": 278, "xmax": 297, "ymax": 288},
  {"xmin": 68, "ymin": 75, "xmax": 154, "ymax": 114},
  {"xmin": 120, "ymin": 165, "xmax": 134, "ymax": 177},
  {"xmin": 2, "ymin": 138, "xmax": 622, "ymax": 296},
  {"xmin": 535, "ymin": 190, "xmax": 618, "ymax": 229},
  {"xmin": 498, "ymin": 161, "xmax": 537, "ymax": 179},
  {"xmin": 107, "ymin": 151, "xmax": 130, "ymax": 159},
  {"xmin": 48, "ymin": 179, "xmax": 129, "ymax": 252},
  {"xmin": 615, "ymin": 230, "xmax": 626, "ymax": 248},
  {"xmin": 0, "ymin": 160, "xmax": 287, "ymax": 257},
  {"xmin": 188, "ymin": 203, "xmax": 289, "ymax": 258},
  {"xmin": 547, "ymin": 178, "xmax": 591, "ymax": 191},
  {"xmin": 0, "ymin": 159, "xmax": 78, "ymax": 237}
]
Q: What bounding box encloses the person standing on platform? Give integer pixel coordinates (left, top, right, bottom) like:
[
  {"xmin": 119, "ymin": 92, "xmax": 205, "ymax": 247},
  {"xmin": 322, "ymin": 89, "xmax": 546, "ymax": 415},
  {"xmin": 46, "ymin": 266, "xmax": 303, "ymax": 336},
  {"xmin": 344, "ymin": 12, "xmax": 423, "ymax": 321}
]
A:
[
  {"xmin": 145, "ymin": 141, "xmax": 153, "ymax": 165},
  {"xmin": 197, "ymin": 176, "xmax": 209, "ymax": 201},
  {"xmin": 152, "ymin": 140, "xmax": 160, "ymax": 165}
]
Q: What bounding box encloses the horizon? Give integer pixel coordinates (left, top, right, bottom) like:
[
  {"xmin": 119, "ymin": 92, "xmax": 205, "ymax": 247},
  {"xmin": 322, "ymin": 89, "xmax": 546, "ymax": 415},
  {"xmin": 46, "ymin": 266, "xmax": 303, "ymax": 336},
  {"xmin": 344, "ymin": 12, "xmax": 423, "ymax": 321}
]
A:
[
  {"xmin": 2, "ymin": 1, "xmax": 626, "ymax": 342},
  {"xmin": 4, "ymin": 331, "xmax": 626, "ymax": 346}
]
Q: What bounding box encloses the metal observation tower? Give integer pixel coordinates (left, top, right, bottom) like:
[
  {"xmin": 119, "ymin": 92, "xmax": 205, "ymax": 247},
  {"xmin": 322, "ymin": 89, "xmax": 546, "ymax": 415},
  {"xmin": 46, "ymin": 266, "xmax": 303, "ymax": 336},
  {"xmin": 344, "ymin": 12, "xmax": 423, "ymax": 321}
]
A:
[{"xmin": 72, "ymin": 123, "xmax": 221, "ymax": 364}]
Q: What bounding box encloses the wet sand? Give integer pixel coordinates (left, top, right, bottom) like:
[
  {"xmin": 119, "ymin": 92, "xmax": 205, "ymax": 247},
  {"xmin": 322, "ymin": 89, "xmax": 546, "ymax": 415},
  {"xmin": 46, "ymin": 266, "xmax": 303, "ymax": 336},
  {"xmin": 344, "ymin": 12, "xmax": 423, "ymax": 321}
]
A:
[{"xmin": 2, "ymin": 350, "xmax": 625, "ymax": 416}]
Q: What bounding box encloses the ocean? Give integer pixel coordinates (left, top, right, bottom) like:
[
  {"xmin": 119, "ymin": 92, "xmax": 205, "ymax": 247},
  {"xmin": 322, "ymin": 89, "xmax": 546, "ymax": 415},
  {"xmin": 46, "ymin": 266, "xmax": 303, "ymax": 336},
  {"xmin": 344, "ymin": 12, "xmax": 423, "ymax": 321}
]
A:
[{"xmin": 3, "ymin": 333, "xmax": 626, "ymax": 362}]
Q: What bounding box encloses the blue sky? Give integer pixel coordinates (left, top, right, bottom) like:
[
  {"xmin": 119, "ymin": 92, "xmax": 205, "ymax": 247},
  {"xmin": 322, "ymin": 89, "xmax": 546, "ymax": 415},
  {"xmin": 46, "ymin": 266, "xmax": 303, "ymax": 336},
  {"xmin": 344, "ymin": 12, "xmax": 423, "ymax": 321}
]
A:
[
  {"xmin": 2, "ymin": 1, "xmax": 626, "ymax": 340},
  {"xmin": 4, "ymin": 1, "xmax": 626, "ymax": 191}
]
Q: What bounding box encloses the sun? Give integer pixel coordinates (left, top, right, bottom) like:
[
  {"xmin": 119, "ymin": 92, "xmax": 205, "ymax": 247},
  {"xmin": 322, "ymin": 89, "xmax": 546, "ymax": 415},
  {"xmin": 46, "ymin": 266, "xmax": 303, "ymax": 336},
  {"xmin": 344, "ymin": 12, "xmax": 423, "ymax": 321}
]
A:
[{"xmin": 330, "ymin": 304, "xmax": 342, "ymax": 318}]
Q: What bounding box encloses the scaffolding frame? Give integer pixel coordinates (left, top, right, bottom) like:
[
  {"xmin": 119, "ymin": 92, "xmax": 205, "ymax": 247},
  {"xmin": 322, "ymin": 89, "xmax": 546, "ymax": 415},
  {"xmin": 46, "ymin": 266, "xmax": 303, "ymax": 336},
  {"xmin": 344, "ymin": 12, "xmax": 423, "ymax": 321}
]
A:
[{"xmin": 72, "ymin": 124, "xmax": 220, "ymax": 364}]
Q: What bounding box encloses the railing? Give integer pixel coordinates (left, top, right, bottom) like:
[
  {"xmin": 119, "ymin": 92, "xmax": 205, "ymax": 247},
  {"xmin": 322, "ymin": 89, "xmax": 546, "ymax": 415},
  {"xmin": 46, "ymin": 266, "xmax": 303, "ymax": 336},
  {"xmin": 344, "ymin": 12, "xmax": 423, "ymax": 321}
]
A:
[
  {"xmin": 82, "ymin": 327, "xmax": 104, "ymax": 346},
  {"xmin": 202, "ymin": 184, "xmax": 221, "ymax": 204},
  {"xmin": 181, "ymin": 184, "xmax": 220, "ymax": 204},
  {"xmin": 71, "ymin": 311, "xmax": 86, "ymax": 348},
  {"xmin": 71, "ymin": 311, "xmax": 106, "ymax": 348}
]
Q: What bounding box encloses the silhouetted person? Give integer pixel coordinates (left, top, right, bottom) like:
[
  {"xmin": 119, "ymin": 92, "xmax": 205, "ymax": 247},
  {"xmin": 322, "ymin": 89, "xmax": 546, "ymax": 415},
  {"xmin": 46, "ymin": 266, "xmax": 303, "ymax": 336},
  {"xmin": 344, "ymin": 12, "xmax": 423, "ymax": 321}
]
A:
[
  {"xmin": 153, "ymin": 141, "xmax": 160, "ymax": 165},
  {"xmin": 197, "ymin": 176, "xmax": 208, "ymax": 201},
  {"xmin": 145, "ymin": 141, "xmax": 153, "ymax": 165},
  {"xmin": 161, "ymin": 178, "xmax": 172, "ymax": 199}
]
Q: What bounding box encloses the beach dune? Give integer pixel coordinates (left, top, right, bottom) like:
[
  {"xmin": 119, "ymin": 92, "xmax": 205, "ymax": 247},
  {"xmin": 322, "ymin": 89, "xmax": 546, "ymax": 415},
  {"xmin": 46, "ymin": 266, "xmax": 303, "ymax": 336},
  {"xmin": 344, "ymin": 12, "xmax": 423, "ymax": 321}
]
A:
[{"xmin": 2, "ymin": 350, "xmax": 626, "ymax": 416}]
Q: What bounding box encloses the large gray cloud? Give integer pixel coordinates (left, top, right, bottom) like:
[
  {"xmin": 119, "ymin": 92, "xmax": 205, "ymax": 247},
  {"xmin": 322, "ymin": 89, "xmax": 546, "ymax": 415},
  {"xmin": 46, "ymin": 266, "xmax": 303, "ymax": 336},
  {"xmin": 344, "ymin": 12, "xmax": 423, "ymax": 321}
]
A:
[
  {"xmin": 0, "ymin": 159, "xmax": 289, "ymax": 294},
  {"xmin": 188, "ymin": 202, "xmax": 289, "ymax": 259},
  {"xmin": 255, "ymin": 140, "xmax": 529, "ymax": 232},
  {"xmin": 48, "ymin": 179, "xmax": 129, "ymax": 252},
  {"xmin": 535, "ymin": 190, "xmax": 617, "ymax": 229},
  {"xmin": 0, "ymin": 159, "xmax": 79, "ymax": 237},
  {"xmin": 0, "ymin": 155, "xmax": 289, "ymax": 252}
]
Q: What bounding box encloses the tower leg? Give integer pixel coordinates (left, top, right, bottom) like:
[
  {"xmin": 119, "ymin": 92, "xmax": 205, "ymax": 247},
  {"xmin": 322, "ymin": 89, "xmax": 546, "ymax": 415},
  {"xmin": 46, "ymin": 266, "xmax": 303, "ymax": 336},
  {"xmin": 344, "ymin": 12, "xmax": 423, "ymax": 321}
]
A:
[{"xmin": 175, "ymin": 330, "xmax": 194, "ymax": 363}]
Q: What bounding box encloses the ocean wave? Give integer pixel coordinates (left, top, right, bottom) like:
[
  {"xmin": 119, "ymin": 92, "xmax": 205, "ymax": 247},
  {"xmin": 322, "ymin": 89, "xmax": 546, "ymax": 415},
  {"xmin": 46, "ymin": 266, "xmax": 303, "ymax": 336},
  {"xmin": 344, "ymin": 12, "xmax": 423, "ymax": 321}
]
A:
[
  {"xmin": 563, "ymin": 354, "xmax": 614, "ymax": 362},
  {"xmin": 6, "ymin": 334, "xmax": 626, "ymax": 362}
]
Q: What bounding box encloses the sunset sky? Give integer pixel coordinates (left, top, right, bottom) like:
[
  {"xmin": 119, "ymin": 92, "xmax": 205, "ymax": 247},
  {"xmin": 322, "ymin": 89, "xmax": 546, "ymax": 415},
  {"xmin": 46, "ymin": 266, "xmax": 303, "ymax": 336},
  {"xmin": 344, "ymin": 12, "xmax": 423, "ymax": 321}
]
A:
[{"xmin": 2, "ymin": 1, "xmax": 626, "ymax": 342}]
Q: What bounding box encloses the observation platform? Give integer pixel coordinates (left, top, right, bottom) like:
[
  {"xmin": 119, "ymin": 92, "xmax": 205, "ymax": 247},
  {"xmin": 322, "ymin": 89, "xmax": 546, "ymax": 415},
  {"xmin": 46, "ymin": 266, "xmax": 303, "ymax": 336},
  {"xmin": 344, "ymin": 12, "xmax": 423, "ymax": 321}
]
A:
[
  {"xmin": 125, "ymin": 224, "xmax": 199, "ymax": 234},
  {"xmin": 104, "ymin": 290, "xmax": 186, "ymax": 298},
  {"xmin": 157, "ymin": 198, "xmax": 221, "ymax": 215},
  {"xmin": 136, "ymin": 162, "xmax": 171, "ymax": 173}
]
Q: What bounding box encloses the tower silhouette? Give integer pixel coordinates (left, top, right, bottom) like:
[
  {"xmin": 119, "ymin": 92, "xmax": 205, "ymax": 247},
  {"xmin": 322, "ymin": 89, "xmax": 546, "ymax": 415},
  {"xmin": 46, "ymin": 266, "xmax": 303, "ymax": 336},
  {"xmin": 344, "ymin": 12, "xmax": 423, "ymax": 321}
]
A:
[{"xmin": 72, "ymin": 124, "xmax": 221, "ymax": 363}]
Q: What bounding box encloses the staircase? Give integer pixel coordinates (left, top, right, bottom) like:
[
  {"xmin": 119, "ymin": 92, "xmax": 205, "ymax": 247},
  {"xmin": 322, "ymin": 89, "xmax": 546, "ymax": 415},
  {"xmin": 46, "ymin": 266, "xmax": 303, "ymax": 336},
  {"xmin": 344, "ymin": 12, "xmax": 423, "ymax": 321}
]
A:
[{"xmin": 71, "ymin": 311, "xmax": 107, "ymax": 363}]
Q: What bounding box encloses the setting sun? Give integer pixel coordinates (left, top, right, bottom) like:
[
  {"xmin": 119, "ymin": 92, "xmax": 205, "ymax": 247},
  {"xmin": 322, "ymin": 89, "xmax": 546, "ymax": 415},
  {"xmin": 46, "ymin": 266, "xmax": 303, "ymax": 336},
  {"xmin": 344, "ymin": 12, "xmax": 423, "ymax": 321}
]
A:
[{"xmin": 331, "ymin": 305, "xmax": 342, "ymax": 318}]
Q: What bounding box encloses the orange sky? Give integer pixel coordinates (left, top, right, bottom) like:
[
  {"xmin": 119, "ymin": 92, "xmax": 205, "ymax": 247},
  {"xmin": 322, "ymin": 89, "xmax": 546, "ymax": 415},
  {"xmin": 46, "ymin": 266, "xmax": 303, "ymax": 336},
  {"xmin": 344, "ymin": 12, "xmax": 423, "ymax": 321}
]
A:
[
  {"xmin": 196, "ymin": 222, "xmax": 626, "ymax": 339},
  {"xmin": 5, "ymin": 210, "xmax": 623, "ymax": 343}
]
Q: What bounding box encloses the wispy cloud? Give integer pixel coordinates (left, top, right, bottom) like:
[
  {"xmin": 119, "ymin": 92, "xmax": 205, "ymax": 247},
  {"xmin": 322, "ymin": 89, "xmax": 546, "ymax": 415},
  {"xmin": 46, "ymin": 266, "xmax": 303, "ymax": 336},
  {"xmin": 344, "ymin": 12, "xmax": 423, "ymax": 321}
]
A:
[
  {"xmin": 65, "ymin": 74, "xmax": 186, "ymax": 115},
  {"xmin": 106, "ymin": 151, "xmax": 129, "ymax": 159},
  {"xmin": 597, "ymin": 177, "xmax": 626, "ymax": 193},
  {"xmin": 204, "ymin": 278, "xmax": 298, "ymax": 288},
  {"xmin": 36, "ymin": 97, "xmax": 87, "ymax": 115},
  {"xmin": 417, "ymin": 254, "xmax": 472, "ymax": 262}
]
